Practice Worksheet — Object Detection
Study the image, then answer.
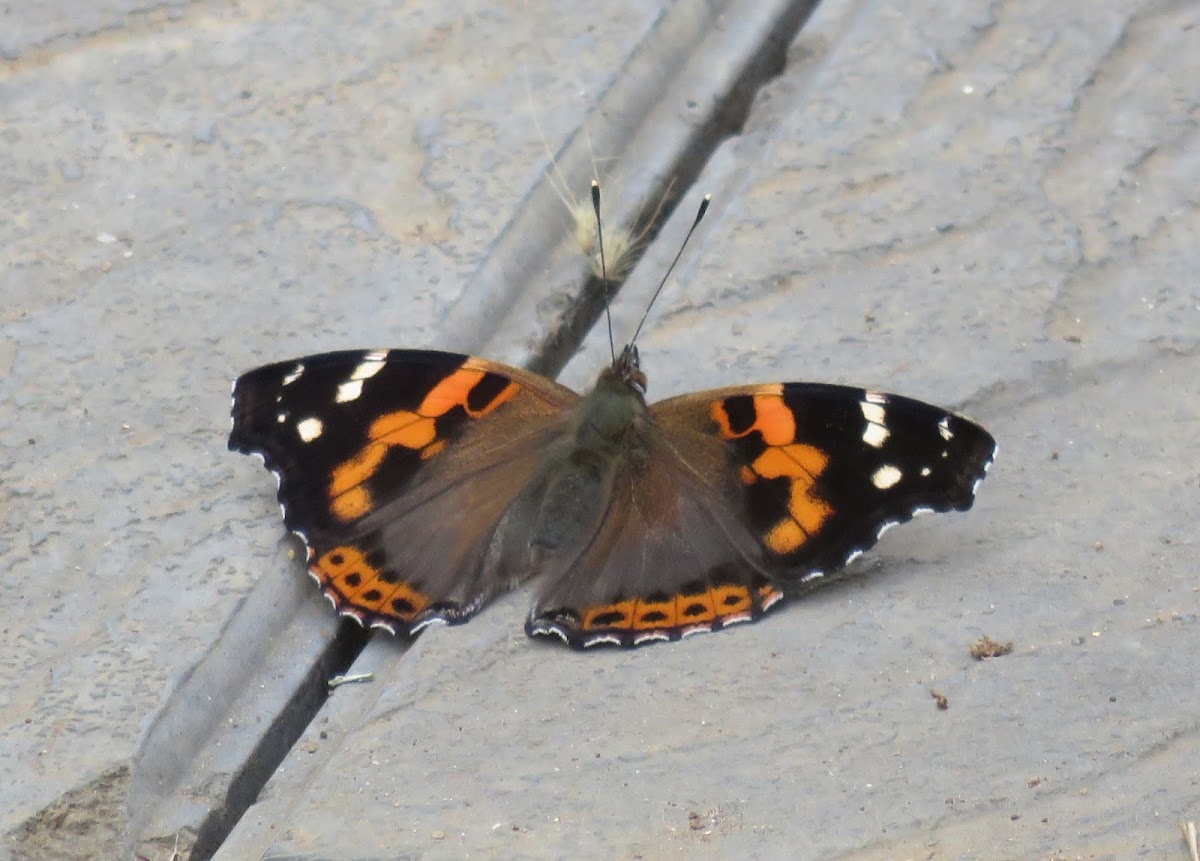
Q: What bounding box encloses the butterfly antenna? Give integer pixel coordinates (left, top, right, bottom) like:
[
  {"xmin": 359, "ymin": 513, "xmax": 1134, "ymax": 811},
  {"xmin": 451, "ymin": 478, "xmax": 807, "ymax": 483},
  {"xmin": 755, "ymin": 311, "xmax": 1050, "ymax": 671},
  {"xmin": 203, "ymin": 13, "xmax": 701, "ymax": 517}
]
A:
[
  {"xmin": 629, "ymin": 193, "xmax": 711, "ymax": 347},
  {"xmin": 592, "ymin": 180, "xmax": 616, "ymax": 363}
]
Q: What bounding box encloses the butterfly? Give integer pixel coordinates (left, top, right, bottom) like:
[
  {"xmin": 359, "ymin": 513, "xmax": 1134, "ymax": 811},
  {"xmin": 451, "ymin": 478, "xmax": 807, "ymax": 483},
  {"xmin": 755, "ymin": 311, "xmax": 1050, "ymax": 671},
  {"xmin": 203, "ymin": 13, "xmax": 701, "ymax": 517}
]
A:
[{"xmin": 229, "ymin": 191, "xmax": 995, "ymax": 648}]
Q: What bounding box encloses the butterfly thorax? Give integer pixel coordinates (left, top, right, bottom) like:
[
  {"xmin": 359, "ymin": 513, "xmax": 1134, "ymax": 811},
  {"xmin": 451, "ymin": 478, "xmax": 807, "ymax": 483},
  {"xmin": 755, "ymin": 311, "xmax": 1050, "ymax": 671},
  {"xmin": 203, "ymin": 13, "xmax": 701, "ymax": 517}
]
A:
[
  {"xmin": 527, "ymin": 356, "xmax": 649, "ymax": 554},
  {"xmin": 577, "ymin": 362, "xmax": 647, "ymax": 442}
]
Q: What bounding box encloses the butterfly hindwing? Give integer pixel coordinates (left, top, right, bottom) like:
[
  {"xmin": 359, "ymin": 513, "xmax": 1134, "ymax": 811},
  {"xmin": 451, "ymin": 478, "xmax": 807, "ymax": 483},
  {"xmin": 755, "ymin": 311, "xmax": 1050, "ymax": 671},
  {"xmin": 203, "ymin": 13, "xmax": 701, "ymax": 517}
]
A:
[
  {"xmin": 524, "ymin": 419, "xmax": 785, "ymax": 647},
  {"xmin": 229, "ymin": 349, "xmax": 579, "ymax": 633}
]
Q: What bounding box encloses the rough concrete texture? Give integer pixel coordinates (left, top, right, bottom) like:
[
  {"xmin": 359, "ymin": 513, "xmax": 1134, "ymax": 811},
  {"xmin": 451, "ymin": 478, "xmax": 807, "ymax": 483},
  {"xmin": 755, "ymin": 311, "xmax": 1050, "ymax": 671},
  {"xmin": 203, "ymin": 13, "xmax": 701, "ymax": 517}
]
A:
[{"xmin": 3, "ymin": 0, "xmax": 1198, "ymax": 860}]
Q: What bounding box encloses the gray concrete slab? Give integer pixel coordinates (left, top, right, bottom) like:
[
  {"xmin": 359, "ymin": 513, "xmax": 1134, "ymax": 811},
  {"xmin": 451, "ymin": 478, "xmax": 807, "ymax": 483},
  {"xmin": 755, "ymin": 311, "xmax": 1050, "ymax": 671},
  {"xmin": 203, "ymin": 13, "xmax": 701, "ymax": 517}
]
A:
[
  {"xmin": 1, "ymin": 1, "xmax": 675, "ymax": 859},
  {"xmin": 6, "ymin": 0, "xmax": 1198, "ymax": 858},
  {"xmin": 224, "ymin": 0, "xmax": 1200, "ymax": 858}
]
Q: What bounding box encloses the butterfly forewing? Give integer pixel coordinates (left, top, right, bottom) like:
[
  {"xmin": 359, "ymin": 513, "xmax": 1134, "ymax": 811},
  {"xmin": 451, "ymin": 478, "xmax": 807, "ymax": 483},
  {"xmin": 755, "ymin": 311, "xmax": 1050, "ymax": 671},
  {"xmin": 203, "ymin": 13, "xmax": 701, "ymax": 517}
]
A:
[
  {"xmin": 651, "ymin": 382, "xmax": 996, "ymax": 584},
  {"xmin": 229, "ymin": 349, "xmax": 578, "ymax": 633}
]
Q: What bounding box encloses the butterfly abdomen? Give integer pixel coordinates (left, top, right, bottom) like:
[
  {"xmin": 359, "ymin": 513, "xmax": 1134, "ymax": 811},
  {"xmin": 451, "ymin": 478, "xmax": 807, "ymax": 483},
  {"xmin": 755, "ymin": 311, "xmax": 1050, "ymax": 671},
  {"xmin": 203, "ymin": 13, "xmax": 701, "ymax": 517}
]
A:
[
  {"xmin": 528, "ymin": 372, "xmax": 649, "ymax": 553},
  {"xmin": 532, "ymin": 469, "xmax": 607, "ymax": 551}
]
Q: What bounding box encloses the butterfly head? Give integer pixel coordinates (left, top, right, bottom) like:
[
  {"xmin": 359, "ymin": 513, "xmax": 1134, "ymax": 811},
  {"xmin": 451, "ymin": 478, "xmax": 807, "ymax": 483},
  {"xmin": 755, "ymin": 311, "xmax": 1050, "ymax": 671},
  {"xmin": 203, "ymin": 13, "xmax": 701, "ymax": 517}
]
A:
[
  {"xmin": 587, "ymin": 181, "xmax": 710, "ymax": 391},
  {"xmin": 611, "ymin": 343, "xmax": 647, "ymax": 394}
]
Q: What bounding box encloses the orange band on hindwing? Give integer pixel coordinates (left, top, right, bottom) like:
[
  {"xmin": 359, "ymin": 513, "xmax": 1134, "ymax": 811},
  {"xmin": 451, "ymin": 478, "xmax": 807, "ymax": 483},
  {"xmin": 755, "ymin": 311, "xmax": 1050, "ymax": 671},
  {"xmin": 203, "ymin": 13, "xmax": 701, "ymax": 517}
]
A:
[
  {"xmin": 580, "ymin": 584, "xmax": 764, "ymax": 634},
  {"xmin": 328, "ymin": 364, "xmax": 519, "ymax": 522},
  {"xmin": 312, "ymin": 545, "xmax": 431, "ymax": 620},
  {"xmin": 711, "ymin": 393, "xmax": 834, "ymax": 554}
]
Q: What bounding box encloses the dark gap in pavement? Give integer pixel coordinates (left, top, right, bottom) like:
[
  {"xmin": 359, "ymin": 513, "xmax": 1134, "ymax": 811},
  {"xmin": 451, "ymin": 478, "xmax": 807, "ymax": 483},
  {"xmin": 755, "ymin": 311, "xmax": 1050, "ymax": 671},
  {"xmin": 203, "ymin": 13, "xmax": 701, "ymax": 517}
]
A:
[
  {"xmin": 188, "ymin": 618, "xmax": 370, "ymax": 861},
  {"xmin": 530, "ymin": 0, "xmax": 816, "ymax": 380}
]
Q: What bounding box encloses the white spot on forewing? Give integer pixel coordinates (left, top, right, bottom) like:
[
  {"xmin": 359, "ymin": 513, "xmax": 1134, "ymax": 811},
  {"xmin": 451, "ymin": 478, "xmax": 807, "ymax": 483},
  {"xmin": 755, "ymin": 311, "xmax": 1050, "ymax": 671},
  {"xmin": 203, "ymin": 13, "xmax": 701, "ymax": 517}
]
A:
[
  {"xmin": 864, "ymin": 390, "xmax": 886, "ymax": 404},
  {"xmin": 297, "ymin": 416, "xmax": 323, "ymax": 442},
  {"xmin": 864, "ymin": 400, "xmax": 892, "ymax": 448},
  {"xmin": 861, "ymin": 402, "xmax": 886, "ymax": 425},
  {"xmin": 351, "ymin": 352, "xmax": 388, "ymax": 379},
  {"xmin": 920, "ymin": 466, "xmax": 932, "ymax": 477},
  {"xmin": 938, "ymin": 416, "xmax": 953, "ymax": 441},
  {"xmin": 872, "ymin": 464, "xmax": 903, "ymax": 489},
  {"xmin": 276, "ymin": 412, "xmax": 287, "ymax": 423},
  {"xmin": 860, "ymin": 401, "xmax": 889, "ymax": 447},
  {"xmin": 862, "ymin": 422, "xmax": 889, "ymax": 448},
  {"xmin": 335, "ymin": 352, "xmax": 389, "ymax": 403},
  {"xmin": 282, "ymin": 363, "xmax": 304, "ymax": 385},
  {"xmin": 336, "ymin": 379, "xmax": 364, "ymax": 403}
]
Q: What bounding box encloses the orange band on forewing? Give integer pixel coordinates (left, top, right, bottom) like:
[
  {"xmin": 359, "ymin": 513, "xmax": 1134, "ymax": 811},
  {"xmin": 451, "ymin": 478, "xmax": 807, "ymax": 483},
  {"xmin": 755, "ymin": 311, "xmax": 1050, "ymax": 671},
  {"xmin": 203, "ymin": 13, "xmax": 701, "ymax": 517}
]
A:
[
  {"xmin": 711, "ymin": 402, "xmax": 737, "ymax": 438},
  {"xmin": 710, "ymin": 394, "xmax": 834, "ymax": 555},
  {"xmin": 753, "ymin": 442, "xmax": 833, "ymax": 548},
  {"xmin": 331, "ymin": 486, "xmax": 373, "ymax": 522},
  {"xmin": 420, "ymin": 439, "xmax": 447, "ymax": 460},
  {"xmin": 788, "ymin": 482, "xmax": 832, "ymax": 535},
  {"xmin": 751, "ymin": 395, "xmax": 797, "ymax": 447},
  {"xmin": 330, "ymin": 442, "xmax": 389, "ymax": 496},
  {"xmin": 371, "ymin": 410, "xmax": 436, "ymax": 450},
  {"xmin": 327, "ymin": 364, "xmax": 520, "ymax": 522},
  {"xmin": 709, "ymin": 389, "xmax": 790, "ymax": 442},
  {"xmin": 482, "ymin": 381, "xmax": 519, "ymax": 415},
  {"xmin": 782, "ymin": 443, "xmax": 828, "ymax": 477},
  {"xmin": 419, "ymin": 368, "xmax": 487, "ymax": 417},
  {"xmin": 751, "ymin": 443, "xmax": 828, "ymax": 481},
  {"xmin": 420, "ymin": 367, "xmax": 520, "ymax": 418}
]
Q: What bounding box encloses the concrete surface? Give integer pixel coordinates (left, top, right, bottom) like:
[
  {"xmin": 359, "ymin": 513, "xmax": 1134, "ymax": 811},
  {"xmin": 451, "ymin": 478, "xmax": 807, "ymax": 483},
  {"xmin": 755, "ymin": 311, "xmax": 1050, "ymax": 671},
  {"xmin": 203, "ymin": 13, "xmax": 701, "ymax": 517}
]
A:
[{"xmin": 2, "ymin": 0, "xmax": 1198, "ymax": 859}]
